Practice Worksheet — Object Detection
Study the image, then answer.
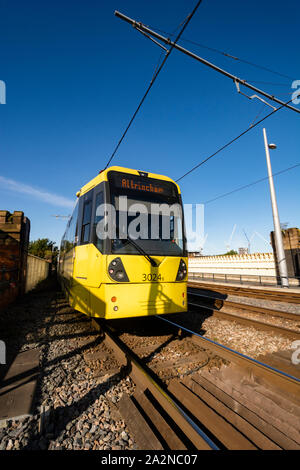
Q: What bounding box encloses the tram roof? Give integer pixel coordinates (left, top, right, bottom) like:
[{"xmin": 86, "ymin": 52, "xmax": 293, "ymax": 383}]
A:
[{"xmin": 77, "ymin": 166, "xmax": 181, "ymax": 197}]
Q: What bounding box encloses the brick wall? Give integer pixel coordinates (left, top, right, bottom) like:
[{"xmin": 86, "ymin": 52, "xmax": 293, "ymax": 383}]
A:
[
  {"xmin": 0, "ymin": 210, "xmax": 30, "ymax": 310},
  {"xmin": 270, "ymin": 227, "xmax": 300, "ymax": 279}
]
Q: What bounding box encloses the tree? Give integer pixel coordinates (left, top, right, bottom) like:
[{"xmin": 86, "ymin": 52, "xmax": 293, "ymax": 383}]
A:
[
  {"xmin": 28, "ymin": 238, "xmax": 59, "ymax": 265},
  {"xmin": 221, "ymin": 250, "xmax": 238, "ymax": 256}
]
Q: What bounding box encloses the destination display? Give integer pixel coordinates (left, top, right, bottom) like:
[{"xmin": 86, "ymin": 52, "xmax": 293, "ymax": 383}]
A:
[{"xmin": 108, "ymin": 171, "xmax": 177, "ymax": 198}]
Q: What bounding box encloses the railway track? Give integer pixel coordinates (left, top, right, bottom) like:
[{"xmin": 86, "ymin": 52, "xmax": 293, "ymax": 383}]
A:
[
  {"xmin": 188, "ymin": 288, "xmax": 300, "ymax": 340},
  {"xmin": 5, "ymin": 282, "xmax": 299, "ymax": 451},
  {"xmin": 188, "ymin": 280, "xmax": 300, "ymax": 304},
  {"xmin": 90, "ymin": 315, "xmax": 300, "ymax": 450},
  {"xmin": 91, "ymin": 318, "xmax": 219, "ymax": 450}
]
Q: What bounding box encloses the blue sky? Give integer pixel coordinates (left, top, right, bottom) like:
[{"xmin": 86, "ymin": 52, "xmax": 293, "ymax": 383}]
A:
[{"xmin": 0, "ymin": 0, "xmax": 299, "ymax": 254}]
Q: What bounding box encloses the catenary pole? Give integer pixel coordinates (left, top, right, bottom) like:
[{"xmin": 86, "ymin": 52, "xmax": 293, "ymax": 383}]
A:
[{"xmin": 263, "ymin": 128, "xmax": 289, "ymax": 288}]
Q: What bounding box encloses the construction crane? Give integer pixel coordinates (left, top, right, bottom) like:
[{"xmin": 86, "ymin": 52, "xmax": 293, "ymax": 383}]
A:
[
  {"xmin": 226, "ymin": 224, "xmax": 237, "ymax": 252},
  {"xmin": 243, "ymin": 229, "xmax": 256, "ymax": 254},
  {"xmin": 51, "ymin": 215, "xmax": 70, "ymax": 219}
]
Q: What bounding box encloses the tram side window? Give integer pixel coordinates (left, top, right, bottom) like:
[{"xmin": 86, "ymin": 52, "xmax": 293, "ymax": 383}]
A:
[
  {"xmin": 68, "ymin": 201, "xmax": 79, "ymax": 247},
  {"xmin": 62, "ymin": 201, "xmax": 79, "ymax": 252},
  {"xmin": 92, "ymin": 190, "xmax": 104, "ymax": 252},
  {"xmin": 81, "ymin": 196, "xmax": 92, "ymax": 244}
]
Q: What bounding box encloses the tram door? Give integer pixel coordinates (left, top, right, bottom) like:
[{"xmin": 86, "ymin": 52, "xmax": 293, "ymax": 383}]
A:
[{"xmin": 72, "ymin": 189, "xmax": 94, "ymax": 313}]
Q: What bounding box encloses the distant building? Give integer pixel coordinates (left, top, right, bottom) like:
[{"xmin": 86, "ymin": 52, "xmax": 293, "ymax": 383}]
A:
[
  {"xmin": 238, "ymin": 247, "xmax": 249, "ymax": 255},
  {"xmin": 188, "ymin": 251, "xmax": 203, "ymax": 257}
]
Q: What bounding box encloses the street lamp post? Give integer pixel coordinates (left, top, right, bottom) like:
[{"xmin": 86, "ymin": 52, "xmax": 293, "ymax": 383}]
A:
[{"xmin": 263, "ymin": 128, "xmax": 289, "ymax": 288}]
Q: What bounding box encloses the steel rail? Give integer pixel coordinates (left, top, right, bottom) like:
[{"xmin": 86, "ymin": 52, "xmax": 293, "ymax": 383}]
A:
[
  {"xmin": 188, "ymin": 300, "xmax": 300, "ymax": 340},
  {"xmin": 188, "ymin": 281, "xmax": 300, "ymax": 304},
  {"xmin": 155, "ymin": 315, "xmax": 300, "ymax": 400},
  {"xmin": 91, "ymin": 318, "xmax": 219, "ymax": 450},
  {"xmin": 188, "ymin": 288, "xmax": 300, "ymax": 322}
]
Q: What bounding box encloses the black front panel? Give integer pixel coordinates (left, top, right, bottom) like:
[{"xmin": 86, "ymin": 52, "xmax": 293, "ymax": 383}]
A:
[
  {"xmin": 108, "ymin": 171, "xmax": 179, "ymax": 203},
  {"xmin": 107, "ymin": 171, "xmax": 186, "ymax": 257}
]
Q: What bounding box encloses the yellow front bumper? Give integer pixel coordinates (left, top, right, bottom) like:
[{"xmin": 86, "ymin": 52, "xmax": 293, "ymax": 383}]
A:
[{"xmin": 90, "ymin": 281, "xmax": 187, "ymax": 319}]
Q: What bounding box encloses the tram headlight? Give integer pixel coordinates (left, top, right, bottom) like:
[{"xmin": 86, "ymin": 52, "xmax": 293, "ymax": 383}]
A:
[
  {"xmin": 108, "ymin": 257, "xmax": 129, "ymax": 282},
  {"xmin": 176, "ymin": 259, "xmax": 187, "ymax": 281},
  {"xmin": 116, "ymin": 270, "xmax": 125, "ymax": 280}
]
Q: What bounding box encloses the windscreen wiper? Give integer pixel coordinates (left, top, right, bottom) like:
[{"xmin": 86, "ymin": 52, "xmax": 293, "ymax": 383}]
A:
[{"xmin": 124, "ymin": 235, "xmax": 157, "ymax": 267}]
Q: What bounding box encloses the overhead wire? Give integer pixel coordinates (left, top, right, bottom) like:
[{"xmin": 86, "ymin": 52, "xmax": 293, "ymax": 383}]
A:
[
  {"xmin": 249, "ymin": 81, "xmax": 291, "ymax": 87},
  {"xmin": 249, "ymin": 102, "xmax": 267, "ymax": 127},
  {"xmin": 145, "ymin": 26, "xmax": 295, "ymax": 81},
  {"xmin": 204, "ymin": 162, "xmax": 300, "ymax": 204},
  {"xmin": 104, "ymin": 0, "xmax": 203, "ymax": 170},
  {"xmin": 175, "ymin": 96, "xmax": 298, "ymax": 183},
  {"xmin": 110, "ymin": 9, "xmax": 299, "ymax": 194},
  {"xmin": 116, "ymin": 15, "xmax": 299, "ymax": 114}
]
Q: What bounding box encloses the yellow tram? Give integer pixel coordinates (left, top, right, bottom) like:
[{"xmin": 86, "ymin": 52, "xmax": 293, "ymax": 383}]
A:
[{"xmin": 58, "ymin": 166, "xmax": 187, "ymax": 319}]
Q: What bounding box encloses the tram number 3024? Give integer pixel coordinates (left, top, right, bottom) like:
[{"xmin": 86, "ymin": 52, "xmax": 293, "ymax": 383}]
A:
[{"xmin": 142, "ymin": 273, "xmax": 164, "ymax": 282}]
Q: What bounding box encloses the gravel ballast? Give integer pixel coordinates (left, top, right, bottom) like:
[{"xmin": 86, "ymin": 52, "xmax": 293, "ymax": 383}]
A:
[{"xmin": 0, "ymin": 280, "xmax": 136, "ymax": 450}]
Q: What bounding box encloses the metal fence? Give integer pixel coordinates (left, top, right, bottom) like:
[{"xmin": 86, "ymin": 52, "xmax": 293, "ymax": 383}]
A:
[
  {"xmin": 188, "ymin": 271, "xmax": 300, "ymax": 287},
  {"xmin": 25, "ymin": 254, "xmax": 50, "ymax": 293},
  {"xmin": 0, "ymin": 255, "xmax": 50, "ymax": 309}
]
